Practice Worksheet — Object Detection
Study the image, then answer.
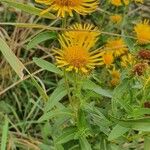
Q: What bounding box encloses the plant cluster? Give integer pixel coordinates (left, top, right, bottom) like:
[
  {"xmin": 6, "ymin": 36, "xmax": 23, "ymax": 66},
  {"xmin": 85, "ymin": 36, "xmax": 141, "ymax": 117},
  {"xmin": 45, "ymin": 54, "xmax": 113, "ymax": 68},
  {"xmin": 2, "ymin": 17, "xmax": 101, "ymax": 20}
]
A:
[{"xmin": 0, "ymin": 0, "xmax": 150, "ymax": 149}]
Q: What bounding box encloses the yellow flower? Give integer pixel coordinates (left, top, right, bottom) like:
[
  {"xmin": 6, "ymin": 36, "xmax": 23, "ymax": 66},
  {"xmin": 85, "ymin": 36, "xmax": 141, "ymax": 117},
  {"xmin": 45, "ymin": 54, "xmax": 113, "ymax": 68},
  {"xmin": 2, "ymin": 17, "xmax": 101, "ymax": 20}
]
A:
[
  {"xmin": 110, "ymin": 0, "xmax": 129, "ymax": 6},
  {"xmin": 53, "ymin": 24, "xmax": 103, "ymax": 73},
  {"xmin": 110, "ymin": 14, "xmax": 122, "ymax": 24},
  {"xmin": 134, "ymin": 20, "xmax": 150, "ymax": 45},
  {"xmin": 105, "ymin": 38, "xmax": 127, "ymax": 57},
  {"xmin": 110, "ymin": 68, "xmax": 120, "ymax": 79},
  {"xmin": 110, "ymin": 78, "xmax": 120, "ymax": 86},
  {"xmin": 35, "ymin": 0, "xmax": 99, "ymax": 17},
  {"xmin": 109, "ymin": 67, "xmax": 121, "ymax": 86},
  {"xmin": 121, "ymin": 53, "xmax": 136, "ymax": 67},
  {"xmin": 63, "ymin": 23, "xmax": 100, "ymax": 49},
  {"xmin": 100, "ymin": 52, "xmax": 114, "ymax": 66}
]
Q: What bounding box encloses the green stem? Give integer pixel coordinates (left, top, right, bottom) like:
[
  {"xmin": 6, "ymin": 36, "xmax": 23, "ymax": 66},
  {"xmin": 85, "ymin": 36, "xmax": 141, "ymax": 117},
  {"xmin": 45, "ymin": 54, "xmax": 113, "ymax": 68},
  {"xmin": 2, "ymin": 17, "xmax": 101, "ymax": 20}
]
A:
[
  {"xmin": 61, "ymin": 16, "xmax": 73, "ymax": 106},
  {"xmin": 62, "ymin": 16, "xmax": 67, "ymax": 28},
  {"xmin": 63, "ymin": 70, "xmax": 72, "ymax": 105}
]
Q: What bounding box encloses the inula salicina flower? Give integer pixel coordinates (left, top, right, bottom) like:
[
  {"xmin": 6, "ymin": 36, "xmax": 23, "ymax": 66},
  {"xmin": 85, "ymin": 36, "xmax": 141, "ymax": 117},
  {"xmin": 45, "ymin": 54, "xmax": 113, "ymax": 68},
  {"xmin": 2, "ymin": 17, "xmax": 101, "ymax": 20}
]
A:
[
  {"xmin": 134, "ymin": 20, "xmax": 150, "ymax": 45},
  {"xmin": 110, "ymin": 0, "xmax": 129, "ymax": 6},
  {"xmin": 121, "ymin": 53, "xmax": 136, "ymax": 67},
  {"xmin": 110, "ymin": 14, "xmax": 122, "ymax": 24},
  {"xmin": 35, "ymin": 0, "xmax": 99, "ymax": 17},
  {"xmin": 105, "ymin": 38, "xmax": 128, "ymax": 57},
  {"xmin": 63, "ymin": 23, "xmax": 100, "ymax": 49},
  {"xmin": 100, "ymin": 52, "xmax": 114, "ymax": 66},
  {"xmin": 109, "ymin": 67, "xmax": 121, "ymax": 86},
  {"xmin": 110, "ymin": 0, "xmax": 142, "ymax": 6},
  {"xmin": 53, "ymin": 23, "xmax": 103, "ymax": 73}
]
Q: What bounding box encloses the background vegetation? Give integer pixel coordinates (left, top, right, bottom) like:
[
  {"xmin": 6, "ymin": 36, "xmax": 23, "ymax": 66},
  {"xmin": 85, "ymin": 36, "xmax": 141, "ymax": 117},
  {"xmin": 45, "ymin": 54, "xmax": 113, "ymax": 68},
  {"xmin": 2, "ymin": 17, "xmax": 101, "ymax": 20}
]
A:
[{"xmin": 0, "ymin": 0, "xmax": 150, "ymax": 150}]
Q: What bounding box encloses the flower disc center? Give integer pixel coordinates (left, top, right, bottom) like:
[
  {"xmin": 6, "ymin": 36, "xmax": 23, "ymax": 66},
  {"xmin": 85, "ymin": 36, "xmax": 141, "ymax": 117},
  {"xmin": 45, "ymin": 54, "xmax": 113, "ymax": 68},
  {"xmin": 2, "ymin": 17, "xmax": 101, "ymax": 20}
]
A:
[{"xmin": 64, "ymin": 46, "xmax": 89, "ymax": 68}]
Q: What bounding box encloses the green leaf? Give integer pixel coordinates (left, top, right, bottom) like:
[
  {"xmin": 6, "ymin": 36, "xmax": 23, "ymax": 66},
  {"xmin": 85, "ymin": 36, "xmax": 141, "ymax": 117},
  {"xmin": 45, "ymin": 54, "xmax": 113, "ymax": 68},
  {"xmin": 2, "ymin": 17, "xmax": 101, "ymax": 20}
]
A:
[
  {"xmin": 39, "ymin": 144, "xmax": 55, "ymax": 150},
  {"xmin": 55, "ymin": 145, "xmax": 64, "ymax": 150},
  {"xmin": 30, "ymin": 76, "xmax": 49, "ymax": 101},
  {"xmin": 123, "ymin": 36, "xmax": 135, "ymax": 52},
  {"xmin": 44, "ymin": 85, "xmax": 68, "ymax": 112},
  {"xmin": 85, "ymin": 105, "xmax": 111, "ymax": 135},
  {"xmin": 111, "ymin": 117, "xmax": 150, "ymax": 132},
  {"xmin": 79, "ymin": 136, "xmax": 92, "ymax": 150},
  {"xmin": 108, "ymin": 124, "xmax": 129, "ymax": 141},
  {"xmin": 0, "ymin": 37, "xmax": 25, "ymax": 79},
  {"xmin": 144, "ymin": 136, "xmax": 150, "ymax": 150},
  {"xmin": 38, "ymin": 108, "xmax": 73, "ymax": 122},
  {"xmin": 82, "ymin": 79, "xmax": 112, "ymax": 98},
  {"xmin": 0, "ymin": 23, "xmax": 58, "ymax": 30},
  {"xmin": 1, "ymin": 0, "xmax": 56, "ymax": 19},
  {"xmin": 131, "ymin": 108, "xmax": 150, "ymax": 117},
  {"xmin": 41, "ymin": 122, "xmax": 52, "ymax": 140},
  {"xmin": 27, "ymin": 31, "xmax": 57, "ymax": 50},
  {"xmin": 112, "ymin": 79, "xmax": 132, "ymax": 115},
  {"xmin": 0, "ymin": 101, "xmax": 12, "ymax": 113},
  {"xmin": 1, "ymin": 116, "xmax": 9, "ymax": 150},
  {"xmin": 56, "ymin": 127, "xmax": 77, "ymax": 144},
  {"xmin": 110, "ymin": 144, "xmax": 119, "ymax": 150},
  {"xmin": 33, "ymin": 58, "xmax": 63, "ymax": 75},
  {"xmin": 145, "ymin": 44, "xmax": 150, "ymax": 49},
  {"xmin": 77, "ymin": 109, "xmax": 88, "ymax": 130}
]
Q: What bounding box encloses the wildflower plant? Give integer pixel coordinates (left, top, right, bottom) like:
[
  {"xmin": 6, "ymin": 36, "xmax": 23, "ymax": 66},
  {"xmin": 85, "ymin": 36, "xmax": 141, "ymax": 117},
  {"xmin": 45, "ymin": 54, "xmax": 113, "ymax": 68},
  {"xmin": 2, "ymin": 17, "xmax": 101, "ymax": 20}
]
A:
[{"xmin": 0, "ymin": 0, "xmax": 150, "ymax": 149}]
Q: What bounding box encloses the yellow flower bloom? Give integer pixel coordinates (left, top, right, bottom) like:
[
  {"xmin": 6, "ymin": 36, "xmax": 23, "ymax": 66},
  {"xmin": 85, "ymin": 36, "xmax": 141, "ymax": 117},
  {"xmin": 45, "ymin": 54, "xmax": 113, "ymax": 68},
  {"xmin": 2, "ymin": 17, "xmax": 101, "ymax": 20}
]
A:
[
  {"xmin": 110, "ymin": 14, "xmax": 122, "ymax": 24},
  {"xmin": 100, "ymin": 52, "xmax": 114, "ymax": 66},
  {"xmin": 105, "ymin": 38, "xmax": 127, "ymax": 57},
  {"xmin": 53, "ymin": 24, "xmax": 103, "ymax": 73},
  {"xmin": 35, "ymin": 0, "xmax": 99, "ymax": 17},
  {"xmin": 64, "ymin": 23, "xmax": 100, "ymax": 49},
  {"xmin": 110, "ymin": 78, "xmax": 120, "ymax": 86},
  {"xmin": 110, "ymin": 68, "xmax": 120, "ymax": 79},
  {"xmin": 110, "ymin": 0, "xmax": 129, "ymax": 6},
  {"xmin": 109, "ymin": 67, "xmax": 121, "ymax": 86},
  {"xmin": 121, "ymin": 53, "xmax": 136, "ymax": 67},
  {"xmin": 134, "ymin": 20, "xmax": 150, "ymax": 45}
]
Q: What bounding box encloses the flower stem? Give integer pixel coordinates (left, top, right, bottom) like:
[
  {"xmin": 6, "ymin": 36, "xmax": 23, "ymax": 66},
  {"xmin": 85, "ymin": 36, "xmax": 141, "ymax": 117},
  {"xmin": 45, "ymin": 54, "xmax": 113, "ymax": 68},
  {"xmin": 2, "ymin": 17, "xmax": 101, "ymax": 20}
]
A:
[{"xmin": 63, "ymin": 70, "xmax": 73, "ymax": 105}]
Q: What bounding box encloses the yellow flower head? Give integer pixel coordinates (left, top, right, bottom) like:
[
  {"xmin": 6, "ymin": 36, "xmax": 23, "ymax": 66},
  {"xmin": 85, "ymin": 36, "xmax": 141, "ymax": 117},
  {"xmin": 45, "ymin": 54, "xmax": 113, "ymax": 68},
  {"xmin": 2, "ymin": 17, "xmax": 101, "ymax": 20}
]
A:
[
  {"xmin": 121, "ymin": 53, "xmax": 136, "ymax": 67},
  {"xmin": 100, "ymin": 52, "xmax": 114, "ymax": 66},
  {"xmin": 53, "ymin": 23, "xmax": 103, "ymax": 73},
  {"xmin": 110, "ymin": 68, "xmax": 120, "ymax": 79},
  {"xmin": 110, "ymin": 14, "xmax": 122, "ymax": 24},
  {"xmin": 109, "ymin": 67, "xmax": 121, "ymax": 86},
  {"xmin": 110, "ymin": 78, "xmax": 120, "ymax": 86},
  {"xmin": 110, "ymin": 0, "xmax": 129, "ymax": 6},
  {"xmin": 134, "ymin": 20, "xmax": 150, "ymax": 45},
  {"xmin": 35, "ymin": 0, "xmax": 99, "ymax": 17},
  {"xmin": 64, "ymin": 23, "xmax": 100, "ymax": 49},
  {"xmin": 105, "ymin": 38, "xmax": 128, "ymax": 57}
]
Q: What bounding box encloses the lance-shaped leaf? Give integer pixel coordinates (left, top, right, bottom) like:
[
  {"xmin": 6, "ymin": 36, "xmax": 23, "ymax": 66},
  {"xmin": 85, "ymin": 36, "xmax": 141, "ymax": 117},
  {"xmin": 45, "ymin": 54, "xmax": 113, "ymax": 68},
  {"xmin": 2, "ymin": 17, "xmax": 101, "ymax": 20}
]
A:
[
  {"xmin": 0, "ymin": 38, "xmax": 25, "ymax": 79},
  {"xmin": 1, "ymin": 0, "xmax": 56, "ymax": 19}
]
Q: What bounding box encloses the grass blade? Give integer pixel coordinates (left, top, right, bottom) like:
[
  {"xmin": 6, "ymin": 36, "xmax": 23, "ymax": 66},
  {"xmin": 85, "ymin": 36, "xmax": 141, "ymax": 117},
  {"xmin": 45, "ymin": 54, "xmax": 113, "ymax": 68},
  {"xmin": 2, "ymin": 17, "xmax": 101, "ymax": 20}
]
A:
[
  {"xmin": 0, "ymin": 38, "xmax": 25, "ymax": 79},
  {"xmin": 1, "ymin": 115, "xmax": 9, "ymax": 150},
  {"xmin": 1, "ymin": 0, "xmax": 56, "ymax": 19},
  {"xmin": 27, "ymin": 31, "xmax": 57, "ymax": 50},
  {"xmin": 33, "ymin": 58, "xmax": 63, "ymax": 76}
]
